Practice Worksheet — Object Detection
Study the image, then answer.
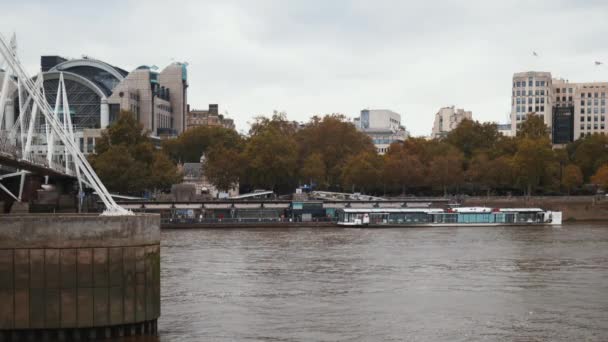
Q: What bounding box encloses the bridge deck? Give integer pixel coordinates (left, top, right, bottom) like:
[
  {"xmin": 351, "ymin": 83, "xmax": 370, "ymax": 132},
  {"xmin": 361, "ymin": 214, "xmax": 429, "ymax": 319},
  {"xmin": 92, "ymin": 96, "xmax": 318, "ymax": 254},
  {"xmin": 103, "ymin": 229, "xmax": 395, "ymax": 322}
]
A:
[{"xmin": 0, "ymin": 152, "xmax": 75, "ymax": 178}]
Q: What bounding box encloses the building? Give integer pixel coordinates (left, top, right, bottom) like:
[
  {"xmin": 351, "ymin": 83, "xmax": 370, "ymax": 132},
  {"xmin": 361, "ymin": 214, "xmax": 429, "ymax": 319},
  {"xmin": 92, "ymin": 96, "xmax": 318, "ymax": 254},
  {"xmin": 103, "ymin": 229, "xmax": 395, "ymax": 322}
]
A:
[
  {"xmin": 431, "ymin": 106, "xmax": 472, "ymax": 138},
  {"xmin": 510, "ymin": 71, "xmax": 608, "ymax": 143},
  {"xmin": 178, "ymin": 155, "xmax": 238, "ymax": 198},
  {"xmin": 354, "ymin": 109, "xmax": 408, "ymax": 154},
  {"xmin": 1, "ymin": 55, "xmax": 189, "ymax": 154},
  {"xmin": 496, "ymin": 123, "xmax": 514, "ymax": 137},
  {"xmin": 187, "ymin": 104, "xmax": 235, "ymax": 130}
]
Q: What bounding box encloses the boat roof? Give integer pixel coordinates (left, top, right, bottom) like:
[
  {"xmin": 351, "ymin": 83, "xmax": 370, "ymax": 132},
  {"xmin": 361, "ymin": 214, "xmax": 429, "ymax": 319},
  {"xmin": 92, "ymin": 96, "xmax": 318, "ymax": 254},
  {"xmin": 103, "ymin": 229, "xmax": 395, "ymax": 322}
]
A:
[{"xmin": 339, "ymin": 207, "xmax": 546, "ymax": 213}]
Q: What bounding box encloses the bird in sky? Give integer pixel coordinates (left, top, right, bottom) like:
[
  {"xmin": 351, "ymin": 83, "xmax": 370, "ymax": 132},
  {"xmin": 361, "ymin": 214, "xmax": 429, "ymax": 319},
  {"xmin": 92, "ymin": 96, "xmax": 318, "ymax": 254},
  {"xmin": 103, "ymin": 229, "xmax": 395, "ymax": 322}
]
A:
[
  {"xmin": 595, "ymin": 61, "xmax": 603, "ymax": 66},
  {"xmin": 533, "ymin": 51, "xmax": 538, "ymax": 57}
]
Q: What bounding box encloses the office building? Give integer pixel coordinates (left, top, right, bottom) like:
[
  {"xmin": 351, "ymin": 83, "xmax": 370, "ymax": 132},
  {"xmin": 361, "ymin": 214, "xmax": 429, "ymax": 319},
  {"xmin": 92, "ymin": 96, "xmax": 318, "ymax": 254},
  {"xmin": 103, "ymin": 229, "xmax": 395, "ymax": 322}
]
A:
[
  {"xmin": 187, "ymin": 104, "xmax": 235, "ymax": 130},
  {"xmin": 354, "ymin": 109, "xmax": 408, "ymax": 155},
  {"xmin": 510, "ymin": 71, "xmax": 608, "ymax": 143},
  {"xmin": 431, "ymin": 106, "xmax": 472, "ymax": 139}
]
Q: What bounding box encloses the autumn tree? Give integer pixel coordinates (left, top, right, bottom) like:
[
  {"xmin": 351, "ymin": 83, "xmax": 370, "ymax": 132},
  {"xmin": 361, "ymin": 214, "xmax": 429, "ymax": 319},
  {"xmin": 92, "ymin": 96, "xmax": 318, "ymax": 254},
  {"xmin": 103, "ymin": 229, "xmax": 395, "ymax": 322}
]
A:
[
  {"xmin": 569, "ymin": 134, "xmax": 608, "ymax": 180},
  {"xmin": 300, "ymin": 152, "xmax": 326, "ymax": 188},
  {"xmin": 341, "ymin": 151, "xmax": 383, "ymax": 193},
  {"xmin": 591, "ymin": 164, "xmax": 608, "ymax": 191},
  {"xmin": 204, "ymin": 145, "xmax": 243, "ymax": 193},
  {"xmin": 428, "ymin": 148, "xmax": 464, "ymax": 196},
  {"xmin": 561, "ymin": 164, "xmax": 583, "ymax": 195},
  {"xmin": 383, "ymin": 143, "xmax": 425, "ymax": 194},
  {"xmin": 296, "ymin": 114, "xmax": 375, "ymax": 189}
]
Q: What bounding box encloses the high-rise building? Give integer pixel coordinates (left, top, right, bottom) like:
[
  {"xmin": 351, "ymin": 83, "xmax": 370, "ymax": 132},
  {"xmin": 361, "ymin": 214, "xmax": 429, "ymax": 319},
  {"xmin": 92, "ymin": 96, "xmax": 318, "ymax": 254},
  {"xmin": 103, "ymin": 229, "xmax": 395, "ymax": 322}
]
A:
[
  {"xmin": 354, "ymin": 109, "xmax": 408, "ymax": 155},
  {"xmin": 510, "ymin": 71, "xmax": 608, "ymax": 143},
  {"xmin": 187, "ymin": 104, "xmax": 235, "ymax": 130},
  {"xmin": 431, "ymin": 106, "xmax": 472, "ymax": 139}
]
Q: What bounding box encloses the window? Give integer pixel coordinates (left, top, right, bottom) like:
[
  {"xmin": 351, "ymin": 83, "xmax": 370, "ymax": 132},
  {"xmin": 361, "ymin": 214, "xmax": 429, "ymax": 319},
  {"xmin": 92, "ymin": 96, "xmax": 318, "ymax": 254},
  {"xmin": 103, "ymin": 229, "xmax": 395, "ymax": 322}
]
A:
[
  {"xmin": 588, "ymin": 108, "xmax": 592, "ymax": 114},
  {"xmin": 581, "ymin": 100, "xmax": 585, "ymax": 106},
  {"xmin": 528, "ymin": 90, "xmax": 533, "ymax": 96},
  {"xmin": 540, "ymin": 106, "xmax": 545, "ymax": 112},
  {"xmin": 595, "ymin": 116, "xmax": 599, "ymax": 121},
  {"xmin": 528, "ymin": 78, "xmax": 533, "ymax": 86},
  {"xmin": 603, "ymin": 108, "xmax": 606, "ymax": 114},
  {"xmin": 595, "ymin": 108, "xmax": 599, "ymax": 114},
  {"xmin": 557, "ymin": 97, "xmax": 561, "ymax": 102},
  {"xmin": 580, "ymin": 116, "xmax": 585, "ymax": 122},
  {"xmin": 535, "ymin": 90, "xmax": 539, "ymax": 95},
  {"xmin": 602, "ymin": 99, "xmax": 606, "ymax": 106},
  {"xmin": 588, "ymin": 124, "xmax": 592, "ymax": 129},
  {"xmin": 540, "ymin": 90, "xmax": 545, "ymax": 96},
  {"xmin": 569, "ymin": 88, "xmax": 573, "ymax": 93},
  {"xmin": 529, "ymin": 106, "xmax": 533, "ymax": 112},
  {"xmin": 535, "ymin": 106, "xmax": 539, "ymax": 112},
  {"xmin": 569, "ymin": 96, "xmax": 573, "ymax": 102},
  {"xmin": 541, "ymin": 98, "xmax": 545, "ymax": 104},
  {"xmin": 528, "ymin": 98, "xmax": 533, "ymax": 104},
  {"xmin": 516, "ymin": 81, "xmax": 521, "ymax": 87},
  {"xmin": 581, "ymin": 108, "xmax": 585, "ymax": 114},
  {"xmin": 556, "ymin": 88, "xmax": 561, "ymax": 93},
  {"xmin": 562, "ymin": 88, "xmax": 566, "ymax": 93},
  {"xmin": 595, "ymin": 99, "xmax": 599, "ymax": 106},
  {"xmin": 516, "ymin": 90, "xmax": 520, "ymax": 96},
  {"xmin": 589, "ymin": 93, "xmax": 592, "ymax": 98},
  {"xmin": 535, "ymin": 98, "xmax": 540, "ymax": 104},
  {"xmin": 541, "ymin": 81, "xmax": 546, "ymax": 86},
  {"xmin": 562, "ymin": 96, "xmax": 566, "ymax": 101},
  {"xmin": 602, "ymin": 116, "xmax": 606, "ymax": 121},
  {"xmin": 581, "ymin": 93, "xmax": 585, "ymax": 98},
  {"xmin": 588, "ymin": 116, "xmax": 592, "ymax": 121},
  {"xmin": 595, "ymin": 92, "xmax": 599, "ymax": 98},
  {"xmin": 581, "ymin": 125, "xmax": 585, "ymax": 130}
]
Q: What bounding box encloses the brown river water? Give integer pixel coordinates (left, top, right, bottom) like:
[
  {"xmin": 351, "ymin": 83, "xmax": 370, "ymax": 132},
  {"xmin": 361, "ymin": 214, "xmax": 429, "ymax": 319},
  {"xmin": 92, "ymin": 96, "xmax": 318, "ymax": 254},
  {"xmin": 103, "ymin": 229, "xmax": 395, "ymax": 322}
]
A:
[{"xmin": 125, "ymin": 224, "xmax": 608, "ymax": 341}]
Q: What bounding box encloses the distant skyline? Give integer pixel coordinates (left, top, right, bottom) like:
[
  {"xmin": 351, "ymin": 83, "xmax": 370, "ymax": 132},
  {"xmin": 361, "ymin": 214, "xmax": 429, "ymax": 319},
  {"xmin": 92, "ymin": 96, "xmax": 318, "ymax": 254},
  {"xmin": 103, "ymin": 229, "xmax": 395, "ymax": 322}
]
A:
[{"xmin": 3, "ymin": 0, "xmax": 608, "ymax": 136}]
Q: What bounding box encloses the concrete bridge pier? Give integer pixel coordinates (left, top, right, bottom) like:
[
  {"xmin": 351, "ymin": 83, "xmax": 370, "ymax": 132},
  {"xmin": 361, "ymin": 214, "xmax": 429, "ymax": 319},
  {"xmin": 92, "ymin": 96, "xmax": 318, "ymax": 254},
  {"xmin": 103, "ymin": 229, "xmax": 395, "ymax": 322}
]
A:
[{"xmin": 0, "ymin": 214, "xmax": 160, "ymax": 341}]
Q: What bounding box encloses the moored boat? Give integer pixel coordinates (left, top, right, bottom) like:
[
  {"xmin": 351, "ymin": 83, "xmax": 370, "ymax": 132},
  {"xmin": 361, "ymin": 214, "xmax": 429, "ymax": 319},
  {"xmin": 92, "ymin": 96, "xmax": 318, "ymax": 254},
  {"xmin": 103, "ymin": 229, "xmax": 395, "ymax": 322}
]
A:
[{"xmin": 336, "ymin": 207, "xmax": 562, "ymax": 227}]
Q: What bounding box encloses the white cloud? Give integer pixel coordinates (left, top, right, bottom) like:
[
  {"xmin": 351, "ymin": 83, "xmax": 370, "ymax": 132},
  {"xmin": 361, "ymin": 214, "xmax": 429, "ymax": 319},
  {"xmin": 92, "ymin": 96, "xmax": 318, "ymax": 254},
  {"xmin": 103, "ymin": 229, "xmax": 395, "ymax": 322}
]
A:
[{"xmin": 3, "ymin": 0, "xmax": 608, "ymax": 135}]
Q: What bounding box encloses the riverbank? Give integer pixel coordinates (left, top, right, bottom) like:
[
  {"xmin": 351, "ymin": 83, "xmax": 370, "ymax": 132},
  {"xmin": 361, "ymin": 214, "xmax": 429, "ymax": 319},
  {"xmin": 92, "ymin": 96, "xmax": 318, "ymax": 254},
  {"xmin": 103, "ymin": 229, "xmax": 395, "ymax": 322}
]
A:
[{"xmin": 162, "ymin": 221, "xmax": 335, "ymax": 229}]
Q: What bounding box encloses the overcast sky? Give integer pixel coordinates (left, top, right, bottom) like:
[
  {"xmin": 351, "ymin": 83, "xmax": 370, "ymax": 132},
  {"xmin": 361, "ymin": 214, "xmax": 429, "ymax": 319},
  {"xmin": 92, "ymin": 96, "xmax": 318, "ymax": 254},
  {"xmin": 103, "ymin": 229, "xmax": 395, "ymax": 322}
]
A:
[{"xmin": 3, "ymin": 0, "xmax": 608, "ymax": 135}]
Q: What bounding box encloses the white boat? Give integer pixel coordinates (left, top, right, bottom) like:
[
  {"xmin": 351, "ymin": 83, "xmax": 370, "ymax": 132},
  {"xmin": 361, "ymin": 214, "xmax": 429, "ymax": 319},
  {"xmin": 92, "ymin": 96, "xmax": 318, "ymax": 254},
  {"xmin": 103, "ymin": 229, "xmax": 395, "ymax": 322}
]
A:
[{"xmin": 336, "ymin": 207, "xmax": 562, "ymax": 227}]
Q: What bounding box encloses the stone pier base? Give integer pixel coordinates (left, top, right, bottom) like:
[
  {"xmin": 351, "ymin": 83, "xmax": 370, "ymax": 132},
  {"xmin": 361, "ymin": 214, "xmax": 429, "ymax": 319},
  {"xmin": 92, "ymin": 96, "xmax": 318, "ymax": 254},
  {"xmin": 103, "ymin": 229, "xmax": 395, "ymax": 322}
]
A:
[{"xmin": 0, "ymin": 214, "xmax": 161, "ymax": 341}]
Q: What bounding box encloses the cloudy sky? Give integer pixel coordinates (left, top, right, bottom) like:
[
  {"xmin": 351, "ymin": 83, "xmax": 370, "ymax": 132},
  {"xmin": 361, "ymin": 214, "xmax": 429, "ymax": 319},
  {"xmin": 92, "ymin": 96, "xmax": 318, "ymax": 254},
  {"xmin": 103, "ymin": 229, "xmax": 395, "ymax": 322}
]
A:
[{"xmin": 3, "ymin": 0, "xmax": 608, "ymax": 135}]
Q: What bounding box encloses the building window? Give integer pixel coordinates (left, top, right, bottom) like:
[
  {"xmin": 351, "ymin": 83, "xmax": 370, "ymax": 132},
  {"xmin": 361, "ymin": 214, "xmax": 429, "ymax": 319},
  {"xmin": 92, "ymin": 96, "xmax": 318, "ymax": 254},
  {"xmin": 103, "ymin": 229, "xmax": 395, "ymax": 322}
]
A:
[
  {"xmin": 602, "ymin": 116, "xmax": 606, "ymax": 121},
  {"xmin": 595, "ymin": 108, "xmax": 599, "ymax": 114},
  {"xmin": 528, "ymin": 90, "xmax": 533, "ymax": 96},
  {"xmin": 516, "ymin": 81, "xmax": 521, "ymax": 87},
  {"xmin": 529, "ymin": 106, "xmax": 533, "ymax": 112},
  {"xmin": 581, "ymin": 125, "xmax": 585, "ymax": 130},
  {"xmin": 581, "ymin": 100, "xmax": 585, "ymax": 106},
  {"xmin": 535, "ymin": 106, "xmax": 539, "ymax": 111},
  {"xmin": 535, "ymin": 98, "xmax": 540, "ymax": 104},
  {"xmin": 557, "ymin": 97, "xmax": 560, "ymax": 102},
  {"xmin": 562, "ymin": 96, "xmax": 566, "ymax": 101},
  {"xmin": 588, "ymin": 108, "xmax": 592, "ymax": 114},
  {"xmin": 595, "ymin": 92, "xmax": 599, "ymax": 98},
  {"xmin": 540, "ymin": 106, "xmax": 545, "ymax": 111},
  {"xmin": 528, "ymin": 98, "xmax": 533, "ymax": 104},
  {"xmin": 581, "ymin": 108, "xmax": 585, "ymax": 114},
  {"xmin": 569, "ymin": 88, "xmax": 573, "ymax": 93},
  {"xmin": 595, "ymin": 99, "xmax": 599, "ymax": 106},
  {"xmin": 556, "ymin": 88, "xmax": 561, "ymax": 93},
  {"xmin": 568, "ymin": 96, "xmax": 572, "ymax": 102},
  {"xmin": 541, "ymin": 81, "xmax": 546, "ymax": 86},
  {"xmin": 580, "ymin": 116, "xmax": 585, "ymax": 122},
  {"xmin": 562, "ymin": 88, "xmax": 566, "ymax": 93},
  {"xmin": 589, "ymin": 93, "xmax": 592, "ymax": 98},
  {"xmin": 541, "ymin": 98, "xmax": 545, "ymax": 104},
  {"xmin": 588, "ymin": 116, "xmax": 592, "ymax": 121}
]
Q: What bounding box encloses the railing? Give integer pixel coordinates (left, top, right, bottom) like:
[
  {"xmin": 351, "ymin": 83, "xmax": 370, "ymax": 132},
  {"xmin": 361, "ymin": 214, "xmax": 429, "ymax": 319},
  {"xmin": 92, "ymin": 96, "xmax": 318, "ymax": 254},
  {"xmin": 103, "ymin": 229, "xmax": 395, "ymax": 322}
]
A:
[
  {"xmin": 0, "ymin": 133, "xmax": 76, "ymax": 175},
  {"xmin": 162, "ymin": 217, "xmax": 338, "ymax": 225}
]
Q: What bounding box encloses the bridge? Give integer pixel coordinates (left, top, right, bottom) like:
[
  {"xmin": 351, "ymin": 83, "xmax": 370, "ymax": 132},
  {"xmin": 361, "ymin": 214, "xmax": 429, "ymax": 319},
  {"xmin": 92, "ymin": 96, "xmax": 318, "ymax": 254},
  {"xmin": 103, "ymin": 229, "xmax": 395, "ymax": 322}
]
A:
[{"xmin": 0, "ymin": 33, "xmax": 125, "ymax": 214}]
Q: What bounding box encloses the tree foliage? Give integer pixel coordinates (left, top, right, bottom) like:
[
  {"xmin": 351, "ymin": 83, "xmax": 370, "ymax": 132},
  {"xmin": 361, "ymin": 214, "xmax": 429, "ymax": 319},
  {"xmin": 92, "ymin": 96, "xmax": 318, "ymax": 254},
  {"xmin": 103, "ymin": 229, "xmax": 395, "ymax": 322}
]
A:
[
  {"xmin": 341, "ymin": 151, "xmax": 383, "ymax": 193},
  {"xmin": 90, "ymin": 111, "xmax": 181, "ymax": 194},
  {"xmin": 162, "ymin": 125, "xmax": 243, "ymax": 163},
  {"xmin": 562, "ymin": 164, "xmax": 583, "ymax": 194}
]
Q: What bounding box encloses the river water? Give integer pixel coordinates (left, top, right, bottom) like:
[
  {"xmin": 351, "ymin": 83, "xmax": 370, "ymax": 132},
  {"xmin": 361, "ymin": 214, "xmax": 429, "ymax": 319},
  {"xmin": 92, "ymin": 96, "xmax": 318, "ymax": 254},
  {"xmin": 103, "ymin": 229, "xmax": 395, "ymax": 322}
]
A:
[{"xmin": 150, "ymin": 224, "xmax": 608, "ymax": 341}]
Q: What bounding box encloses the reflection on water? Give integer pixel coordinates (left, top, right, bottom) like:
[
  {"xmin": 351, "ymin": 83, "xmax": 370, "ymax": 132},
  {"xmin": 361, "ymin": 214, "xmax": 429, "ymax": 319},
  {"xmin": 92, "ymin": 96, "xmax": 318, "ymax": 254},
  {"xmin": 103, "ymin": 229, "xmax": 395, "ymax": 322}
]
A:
[{"xmin": 135, "ymin": 224, "xmax": 608, "ymax": 341}]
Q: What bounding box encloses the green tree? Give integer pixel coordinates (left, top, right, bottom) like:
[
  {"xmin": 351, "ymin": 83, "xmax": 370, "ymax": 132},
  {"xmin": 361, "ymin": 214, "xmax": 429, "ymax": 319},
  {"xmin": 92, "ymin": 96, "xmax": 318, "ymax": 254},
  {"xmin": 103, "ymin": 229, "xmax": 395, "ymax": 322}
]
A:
[
  {"xmin": 512, "ymin": 137, "xmax": 557, "ymax": 196},
  {"xmin": 204, "ymin": 145, "xmax": 243, "ymax": 193},
  {"xmin": 570, "ymin": 134, "xmax": 608, "ymax": 180},
  {"xmin": 445, "ymin": 119, "xmax": 500, "ymax": 158},
  {"xmin": 90, "ymin": 111, "xmax": 181, "ymax": 194},
  {"xmin": 162, "ymin": 125, "xmax": 243, "ymax": 163},
  {"xmin": 341, "ymin": 151, "xmax": 383, "ymax": 193},
  {"xmin": 242, "ymin": 121, "xmax": 298, "ymax": 192},
  {"xmin": 561, "ymin": 164, "xmax": 583, "ymax": 195},
  {"xmin": 517, "ymin": 114, "xmax": 549, "ymax": 140}
]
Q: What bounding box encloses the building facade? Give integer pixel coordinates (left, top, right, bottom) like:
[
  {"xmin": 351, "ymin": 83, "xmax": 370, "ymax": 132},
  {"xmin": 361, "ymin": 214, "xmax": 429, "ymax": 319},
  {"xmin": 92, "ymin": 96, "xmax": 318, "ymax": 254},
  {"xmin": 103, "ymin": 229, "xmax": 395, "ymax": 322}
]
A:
[
  {"xmin": 431, "ymin": 106, "xmax": 472, "ymax": 138},
  {"xmin": 1, "ymin": 56, "xmax": 189, "ymax": 155},
  {"xmin": 510, "ymin": 71, "xmax": 608, "ymax": 143},
  {"xmin": 187, "ymin": 104, "xmax": 235, "ymax": 130},
  {"xmin": 354, "ymin": 109, "xmax": 408, "ymax": 154}
]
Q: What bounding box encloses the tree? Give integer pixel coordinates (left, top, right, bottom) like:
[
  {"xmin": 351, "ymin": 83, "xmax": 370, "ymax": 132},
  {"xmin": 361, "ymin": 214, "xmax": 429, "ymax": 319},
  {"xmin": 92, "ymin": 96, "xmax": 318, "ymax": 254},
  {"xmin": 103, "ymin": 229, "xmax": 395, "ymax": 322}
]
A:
[
  {"xmin": 428, "ymin": 152, "xmax": 464, "ymax": 196},
  {"xmin": 570, "ymin": 134, "xmax": 608, "ymax": 180},
  {"xmin": 341, "ymin": 151, "xmax": 383, "ymax": 193},
  {"xmin": 204, "ymin": 146, "xmax": 243, "ymax": 193},
  {"xmin": 300, "ymin": 153, "xmax": 326, "ymax": 188},
  {"xmin": 296, "ymin": 114, "xmax": 375, "ymax": 189},
  {"xmin": 445, "ymin": 119, "xmax": 500, "ymax": 158},
  {"xmin": 591, "ymin": 164, "xmax": 608, "ymax": 191},
  {"xmin": 517, "ymin": 114, "xmax": 549, "ymax": 140},
  {"xmin": 561, "ymin": 164, "xmax": 583, "ymax": 195},
  {"xmin": 90, "ymin": 111, "xmax": 181, "ymax": 194},
  {"xmin": 383, "ymin": 143, "xmax": 425, "ymax": 194},
  {"xmin": 162, "ymin": 125, "xmax": 243, "ymax": 163},
  {"xmin": 242, "ymin": 121, "xmax": 298, "ymax": 192},
  {"xmin": 512, "ymin": 137, "xmax": 557, "ymax": 196}
]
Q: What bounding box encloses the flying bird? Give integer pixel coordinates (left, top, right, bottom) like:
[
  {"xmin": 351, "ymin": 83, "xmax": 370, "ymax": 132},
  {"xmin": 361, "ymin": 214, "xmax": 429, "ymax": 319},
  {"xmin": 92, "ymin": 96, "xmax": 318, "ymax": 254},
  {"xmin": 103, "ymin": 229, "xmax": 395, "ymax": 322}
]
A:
[
  {"xmin": 533, "ymin": 51, "xmax": 538, "ymax": 57},
  {"xmin": 595, "ymin": 61, "xmax": 603, "ymax": 66}
]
